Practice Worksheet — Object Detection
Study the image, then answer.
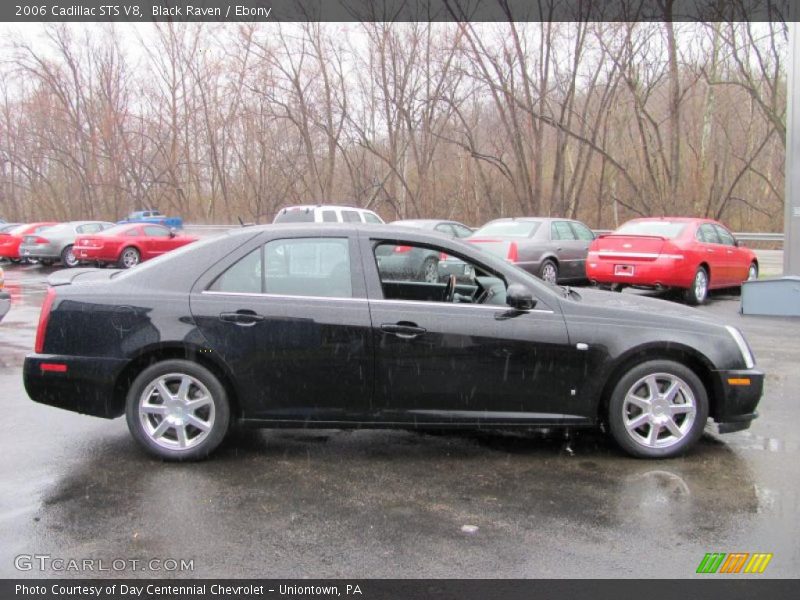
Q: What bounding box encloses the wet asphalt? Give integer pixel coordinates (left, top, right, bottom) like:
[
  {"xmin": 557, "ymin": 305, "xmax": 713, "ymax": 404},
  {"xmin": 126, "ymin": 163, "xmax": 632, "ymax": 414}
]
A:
[{"xmin": 0, "ymin": 261, "xmax": 798, "ymax": 579}]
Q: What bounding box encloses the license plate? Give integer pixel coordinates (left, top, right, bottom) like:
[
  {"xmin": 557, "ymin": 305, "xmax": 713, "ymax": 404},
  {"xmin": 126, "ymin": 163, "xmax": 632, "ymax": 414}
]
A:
[{"xmin": 614, "ymin": 264, "xmax": 635, "ymax": 276}]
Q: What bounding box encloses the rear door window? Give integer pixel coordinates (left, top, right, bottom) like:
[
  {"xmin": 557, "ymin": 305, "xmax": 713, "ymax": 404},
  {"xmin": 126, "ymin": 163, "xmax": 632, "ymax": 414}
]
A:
[
  {"xmin": 342, "ymin": 211, "xmax": 362, "ymax": 223},
  {"xmin": 265, "ymin": 238, "xmax": 352, "ymax": 298},
  {"xmin": 570, "ymin": 222, "xmax": 595, "ymax": 241},
  {"xmin": 321, "ymin": 210, "xmax": 338, "ymax": 223},
  {"xmin": 209, "ymin": 247, "xmax": 263, "ymax": 294},
  {"xmin": 551, "ymin": 221, "xmax": 577, "ymax": 240},
  {"xmin": 714, "ymin": 225, "xmax": 736, "ymax": 246},
  {"xmin": 697, "ymin": 224, "xmax": 721, "ymax": 244}
]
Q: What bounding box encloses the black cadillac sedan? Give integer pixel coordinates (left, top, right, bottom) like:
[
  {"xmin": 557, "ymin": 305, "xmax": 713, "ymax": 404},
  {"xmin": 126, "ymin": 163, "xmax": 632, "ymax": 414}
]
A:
[{"xmin": 24, "ymin": 224, "xmax": 763, "ymax": 461}]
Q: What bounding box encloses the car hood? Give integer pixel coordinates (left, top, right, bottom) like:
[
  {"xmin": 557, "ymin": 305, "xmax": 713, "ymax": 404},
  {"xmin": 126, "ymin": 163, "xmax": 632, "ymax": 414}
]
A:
[{"xmin": 566, "ymin": 287, "xmax": 724, "ymax": 326}]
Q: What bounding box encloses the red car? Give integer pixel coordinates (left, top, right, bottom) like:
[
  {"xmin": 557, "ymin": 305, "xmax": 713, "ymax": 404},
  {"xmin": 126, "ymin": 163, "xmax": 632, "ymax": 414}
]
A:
[
  {"xmin": 0, "ymin": 222, "xmax": 58, "ymax": 262},
  {"xmin": 586, "ymin": 217, "xmax": 758, "ymax": 305},
  {"xmin": 74, "ymin": 223, "xmax": 198, "ymax": 268}
]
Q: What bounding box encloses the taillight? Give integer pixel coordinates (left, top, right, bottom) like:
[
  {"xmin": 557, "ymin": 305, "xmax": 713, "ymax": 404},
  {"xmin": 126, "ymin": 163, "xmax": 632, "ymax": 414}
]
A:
[
  {"xmin": 660, "ymin": 242, "xmax": 685, "ymax": 260},
  {"xmin": 507, "ymin": 242, "xmax": 519, "ymax": 262},
  {"xmin": 35, "ymin": 287, "xmax": 56, "ymax": 353},
  {"xmin": 394, "ymin": 245, "xmax": 412, "ymax": 253},
  {"xmin": 33, "ymin": 237, "xmax": 49, "ymax": 244}
]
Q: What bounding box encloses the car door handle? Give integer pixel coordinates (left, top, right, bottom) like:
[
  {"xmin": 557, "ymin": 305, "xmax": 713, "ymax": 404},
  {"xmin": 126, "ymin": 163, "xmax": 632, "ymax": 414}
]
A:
[
  {"xmin": 220, "ymin": 310, "xmax": 265, "ymax": 326},
  {"xmin": 381, "ymin": 322, "xmax": 427, "ymax": 339},
  {"xmin": 706, "ymin": 249, "xmax": 714, "ymax": 253}
]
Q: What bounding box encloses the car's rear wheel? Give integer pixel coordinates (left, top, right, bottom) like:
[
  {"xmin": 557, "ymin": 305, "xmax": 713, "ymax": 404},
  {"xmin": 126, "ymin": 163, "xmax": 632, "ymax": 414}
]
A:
[
  {"xmin": 125, "ymin": 360, "xmax": 230, "ymax": 461},
  {"xmin": 684, "ymin": 266, "xmax": 708, "ymax": 305},
  {"xmin": 539, "ymin": 259, "xmax": 559, "ymax": 284},
  {"xmin": 61, "ymin": 245, "xmax": 79, "ymax": 268},
  {"xmin": 119, "ymin": 247, "xmax": 141, "ymax": 269},
  {"xmin": 607, "ymin": 360, "xmax": 708, "ymax": 458}
]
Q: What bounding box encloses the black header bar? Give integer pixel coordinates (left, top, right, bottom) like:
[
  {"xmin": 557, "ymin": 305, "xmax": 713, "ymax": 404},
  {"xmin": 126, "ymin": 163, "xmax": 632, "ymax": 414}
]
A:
[{"xmin": 2, "ymin": 0, "xmax": 791, "ymax": 23}]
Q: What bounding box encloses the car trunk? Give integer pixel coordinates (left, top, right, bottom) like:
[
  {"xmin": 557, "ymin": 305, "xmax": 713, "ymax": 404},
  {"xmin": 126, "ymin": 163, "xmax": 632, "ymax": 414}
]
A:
[{"xmin": 592, "ymin": 235, "xmax": 666, "ymax": 261}]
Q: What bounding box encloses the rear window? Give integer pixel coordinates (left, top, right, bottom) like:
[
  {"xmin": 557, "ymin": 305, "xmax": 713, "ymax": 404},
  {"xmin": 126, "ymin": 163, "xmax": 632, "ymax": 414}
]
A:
[
  {"xmin": 474, "ymin": 221, "xmax": 541, "ymax": 238},
  {"xmin": 274, "ymin": 209, "xmax": 315, "ymax": 223},
  {"xmin": 341, "ymin": 210, "xmax": 362, "ymax": 223},
  {"xmin": 615, "ymin": 220, "xmax": 687, "ymax": 239}
]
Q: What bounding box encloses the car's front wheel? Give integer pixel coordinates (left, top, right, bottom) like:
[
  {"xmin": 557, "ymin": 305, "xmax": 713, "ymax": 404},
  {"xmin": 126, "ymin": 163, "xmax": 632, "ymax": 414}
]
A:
[
  {"xmin": 747, "ymin": 262, "xmax": 758, "ymax": 281},
  {"xmin": 125, "ymin": 360, "xmax": 230, "ymax": 461},
  {"xmin": 607, "ymin": 360, "xmax": 708, "ymax": 459}
]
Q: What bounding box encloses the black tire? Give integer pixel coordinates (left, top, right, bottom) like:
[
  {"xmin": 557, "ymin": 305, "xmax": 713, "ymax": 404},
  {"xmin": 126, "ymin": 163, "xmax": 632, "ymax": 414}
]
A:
[
  {"xmin": 607, "ymin": 359, "xmax": 708, "ymax": 459},
  {"xmin": 539, "ymin": 259, "xmax": 559, "ymax": 284},
  {"xmin": 420, "ymin": 256, "xmax": 439, "ymax": 283},
  {"xmin": 60, "ymin": 245, "xmax": 79, "ymax": 268},
  {"xmin": 118, "ymin": 246, "xmax": 141, "ymax": 269},
  {"xmin": 125, "ymin": 359, "xmax": 230, "ymax": 461},
  {"xmin": 683, "ymin": 266, "xmax": 709, "ymax": 305}
]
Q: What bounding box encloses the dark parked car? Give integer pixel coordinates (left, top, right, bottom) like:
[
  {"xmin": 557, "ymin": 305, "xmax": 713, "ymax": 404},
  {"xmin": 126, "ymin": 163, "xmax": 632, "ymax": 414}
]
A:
[
  {"xmin": 469, "ymin": 217, "xmax": 596, "ymax": 284},
  {"xmin": 24, "ymin": 224, "xmax": 763, "ymax": 461},
  {"xmin": 381, "ymin": 219, "xmax": 475, "ymax": 282}
]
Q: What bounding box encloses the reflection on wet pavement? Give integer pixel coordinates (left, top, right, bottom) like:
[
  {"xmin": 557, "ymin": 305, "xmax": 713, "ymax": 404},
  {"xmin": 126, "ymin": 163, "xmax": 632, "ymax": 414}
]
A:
[{"xmin": 0, "ymin": 263, "xmax": 798, "ymax": 578}]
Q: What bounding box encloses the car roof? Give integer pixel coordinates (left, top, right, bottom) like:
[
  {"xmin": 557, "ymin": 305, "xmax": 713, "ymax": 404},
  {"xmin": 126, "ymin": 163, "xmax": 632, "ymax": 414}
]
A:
[
  {"xmin": 279, "ymin": 204, "xmax": 377, "ymax": 212},
  {"xmin": 483, "ymin": 217, "xmax": 574, "ymax": 224},
  {"xmin": 623, "ymin": 217, "xmax": 708, "ymax": 223}
]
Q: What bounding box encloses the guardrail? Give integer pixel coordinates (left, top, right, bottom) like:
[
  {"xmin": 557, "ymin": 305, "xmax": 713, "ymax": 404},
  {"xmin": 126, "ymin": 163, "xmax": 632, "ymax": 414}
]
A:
[{"xmin": 184, "ymin": 224, "xmax": 785, "ymax": 244}]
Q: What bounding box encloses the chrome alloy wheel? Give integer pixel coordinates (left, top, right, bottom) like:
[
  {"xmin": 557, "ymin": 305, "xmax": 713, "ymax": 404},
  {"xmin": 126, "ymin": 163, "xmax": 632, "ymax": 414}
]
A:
[
  {"xmin": 138, "ymin": 373, "xmax": 215, "ymax": 451},
  {"xmin": 747, "ymin": 263, "xmax": 758, "ymax": 281},
  {"xmin": 621, "ymin": 373, "xmax": 697, "ymax": 450},
  {"xmin": 423, "ymin": 258, "xmax": 438, "ymax": 283},
  {"xmin": 121, "ymin": 248, "xmax": 140, "ymax": 268},
  {"xmin": 693, "ymin": 269, "xmax": 708, "ymax": 303},
  {"xmin": 541, "ymin": 262, "xmax": 558, "ymax": 284}
]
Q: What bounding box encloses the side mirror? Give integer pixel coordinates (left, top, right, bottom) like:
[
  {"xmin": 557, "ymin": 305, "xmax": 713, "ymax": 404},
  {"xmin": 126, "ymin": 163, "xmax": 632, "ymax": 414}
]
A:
[
  {"xmin": 734, "ymin": 238, "xmax": 741, "ymax": 247},
  {"xmin": 506, "ymin": 284, "xmax": 536, "ymax": 310},
  {"xmin": 169, "ymin": 228, "xmax": 177, "ymax": 238}
]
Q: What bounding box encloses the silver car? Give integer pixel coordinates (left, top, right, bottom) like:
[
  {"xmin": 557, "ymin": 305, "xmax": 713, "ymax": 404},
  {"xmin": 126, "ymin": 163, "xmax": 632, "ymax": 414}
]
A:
[
  {"xmin": 19, "ymin": 221, "xmax": 115, "ymax": 267},
  {"xmin": 468, "ymin": 217, "xmax": 596, "ymax": 284}
]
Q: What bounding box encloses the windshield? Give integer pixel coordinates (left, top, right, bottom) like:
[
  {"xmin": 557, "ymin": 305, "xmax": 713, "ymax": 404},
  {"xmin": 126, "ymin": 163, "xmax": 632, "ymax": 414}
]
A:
[
  {"xmin": 474, "ymin": 221, "xmax": 541, "ymax": 238},
  {"xmin": 615, "ymin": 220, "xmax": 687, "ymax": 239}
]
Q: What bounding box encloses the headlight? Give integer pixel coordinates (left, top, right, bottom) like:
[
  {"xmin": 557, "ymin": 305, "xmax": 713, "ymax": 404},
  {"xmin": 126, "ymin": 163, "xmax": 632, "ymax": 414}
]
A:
[{"xmin": 725, "ymin": 325, "xmax": 755, "ymax": 369}]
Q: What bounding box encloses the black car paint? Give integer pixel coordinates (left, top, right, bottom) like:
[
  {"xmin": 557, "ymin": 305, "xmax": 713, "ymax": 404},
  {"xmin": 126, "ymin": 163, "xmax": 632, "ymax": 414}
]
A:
[{"xmin": 24, "ymin": 224, "xmax": 762, "ymax": 432}]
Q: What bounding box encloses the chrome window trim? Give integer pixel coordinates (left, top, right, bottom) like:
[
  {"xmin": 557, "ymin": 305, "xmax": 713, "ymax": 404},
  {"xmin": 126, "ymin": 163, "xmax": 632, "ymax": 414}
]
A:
[
  {"xmin": 202, "ymin": 290, "xmax": 366, "ymax": 302},
  {"xmin": 200, "ymin": 290, "xmax": 554, "ymax": 314}
]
